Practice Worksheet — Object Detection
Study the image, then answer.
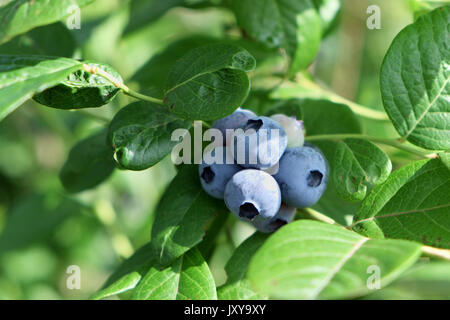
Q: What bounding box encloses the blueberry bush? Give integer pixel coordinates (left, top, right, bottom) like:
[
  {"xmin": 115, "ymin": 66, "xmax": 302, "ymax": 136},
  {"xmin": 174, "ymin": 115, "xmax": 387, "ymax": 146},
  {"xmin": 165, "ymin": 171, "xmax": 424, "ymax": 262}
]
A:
[{"xmin": 0, "ymin": 0, "xmax": 449, "ymax": 300}]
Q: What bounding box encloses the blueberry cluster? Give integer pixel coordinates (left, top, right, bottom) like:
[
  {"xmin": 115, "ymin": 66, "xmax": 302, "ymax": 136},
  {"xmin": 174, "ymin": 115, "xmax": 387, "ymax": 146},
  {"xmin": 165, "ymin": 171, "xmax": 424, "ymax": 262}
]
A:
[{"xmin": 199, "ymin": 108, "xmax": 329, "ymax": 233}]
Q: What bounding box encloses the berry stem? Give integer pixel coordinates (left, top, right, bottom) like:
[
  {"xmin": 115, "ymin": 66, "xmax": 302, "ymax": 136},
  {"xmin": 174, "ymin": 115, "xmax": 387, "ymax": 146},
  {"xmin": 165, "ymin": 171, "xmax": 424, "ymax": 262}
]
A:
[
  {"xmin": 295, "ymin": 75, "xmax": 390, "ymax": 121},
  {"xmin": 422, "ymin": 245, "xmax": 450, "ymax": 261},
  {"xmin": 299, "ymin": 208, "xmax": 340, "ymax": 226},
  {"xmin": 306, "ymin": 134, "xmax": 437, "ymax": 158},
  {"xmin": 82, "ymin": 64, "xmax": 164, "ymax": 106}
]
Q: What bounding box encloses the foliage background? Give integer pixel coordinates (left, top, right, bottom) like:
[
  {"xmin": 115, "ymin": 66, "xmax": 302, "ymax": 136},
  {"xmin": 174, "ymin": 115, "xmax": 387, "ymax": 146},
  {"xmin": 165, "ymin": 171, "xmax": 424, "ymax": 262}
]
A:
[{"xmin": 0, "ymin": 0, "xmax": 447, "ymax": 299}]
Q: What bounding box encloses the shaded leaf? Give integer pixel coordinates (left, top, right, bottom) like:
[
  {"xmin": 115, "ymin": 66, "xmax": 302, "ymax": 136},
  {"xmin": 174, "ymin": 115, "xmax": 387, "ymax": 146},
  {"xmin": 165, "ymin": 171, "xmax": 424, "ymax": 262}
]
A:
[
  {"xmin": 248, "ymin": 220, "xmax": 422, "ymax": 299},
  {"xmin": 352, "ymin": 159, "xmax": 450, "ymax": 248},
  {"xmin": 380, "ymin": 6, "xmax": 450, "ymax": 150},
  {"xmin": 151, "ymin": 165, "xmax": 228, "ymax": 265},
  {"xmin": 132, "ymin": 247, "xmax": 216, "ymax": 300},
  {"xmin": 0, "ymin": 193, "xmax": 87, "ymax": 252},
  {"xmin": 333, "ymin": 139, "xmax": 392, "ymax": 201},
  {"xmin": 0, "ymin": 0, "xmax": 94, "ymax": 44},
  {"xmin": 0, "ymin": 22, "xmax": 76, "ymax": 57},
  {"xmin": 124, "ymin": 0, "xmax": 184, "ymax": 35},
  {"xmin": 108, "ymin": 102, "xmax": 192, "ymax": 171},
  {"xmin": 60, "ymin": 129, "xmax": 116, "ymax": 193},
  {"xmin": 164, "ymin": 43, "xmax": 255, "ymax": 120}
]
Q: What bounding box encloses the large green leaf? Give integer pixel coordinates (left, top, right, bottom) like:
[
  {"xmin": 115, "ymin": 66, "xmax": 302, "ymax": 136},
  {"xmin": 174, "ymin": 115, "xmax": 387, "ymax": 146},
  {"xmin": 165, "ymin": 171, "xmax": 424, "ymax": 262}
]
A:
[
  {"xmin": 364, "ymin": 261, "xmax": 450, "ymax": 300},
  {"xmin": 352, "ymin": 158, "xmax": 450, "ymax": 248},
  {"xmin": 33, "ymin": 62, "xmax": 123, "ymax": 109},
  {"xmin": 232, "ymin": 0, "xmax": 322, "ymax": 75},
  {"xmin": 0, "ymin": 0, "xmax": 94, "ymax": 44},
  {"xmin": 91, "ymin": 243, "xmax": 155, "ymax": 300},
  {"xmin": 164, "ymin": 43, "xmax": 255, "ymax": 121},
  {"xmin": 380, "ymin": 6, "xmax": 450, "ymax": 150},
  {"xmin": 151, "ymin": 165, "xmax": 229, "ymax": 266},
  {"xmin": 108, "ymin": 102, "xmax": 192, "ymax": 171},
  {"xmin": 60, "ymin": 129, "xmax": 116, "ymax": 193},
  {"xmin": 132, "ymin": 247, "xmax": 217, "ymax": 300},
  {"xmin": 248, "ymin": 220, "xmax": 422, "ymax": 299},
  {"xmin": 0, "ymin": 55, "xmax": 83, "ymax": 121},
  {"xmin": 0, "ymin": 193, "xmax": 87, "ymax": 252},
  {"xmin": 333, "ymin": 139, "xmax": 392, "ymax": 202},
  {"xmin": 217, "ymin": 232, "xmax": 268, "ymax": 300}
]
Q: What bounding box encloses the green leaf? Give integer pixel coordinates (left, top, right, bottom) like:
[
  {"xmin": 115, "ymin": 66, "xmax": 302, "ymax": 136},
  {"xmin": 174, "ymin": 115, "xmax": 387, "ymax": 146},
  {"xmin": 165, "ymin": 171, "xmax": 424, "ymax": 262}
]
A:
[
  {"xmin": 0, "ymin": 0, "xmax": 94, "ymax": 44},
  {"xmin": 132, "ymin": 36, "xmax": 215, "ymax": 98},
  {"xmin": 34, "ymin": 62, "xmax": 123, "ymax": 109},
  {"xmin": 108, "ymin": 102, "xmax": 192, "ymax": 171},
  {"xmin": 0, "ymin": 55, "xmax": 83, "ymax": 121},
  {"xmin": 164, "ymin": 43, "xmax": 255, "ymax": 121},
  {"xmin": 132, "ymin": 247, "xmax": 217, "ymax": 300},
  {"xmin": 439, "ymin": 151, "xmax": 450, "ymax": 170},
  {"xmin": 232, "ymin": 0, "xmax": 322, "ymax": 75},
  {"xmin": 380, "ymin": 6, "xmax": 450, "ymax": 150},
  {"xmin": 151, "ymin": 165, "xmax": 229, "ymax": 265},
  {"xmin": 0, "ymin": 22, "xmax": 76, "ymax": 57},
  {"xmin": 124, "ymin": 0, "xmax": 184, "ymax": 35},
  {"xmin": 60, "ymin": 129, "xmax": 116, "ymax": 193},
  {"xmin": 218, "ymin": 232, "xmax": 268, "ymax": 300},
  {"xmin": 333, "ymin": 139, "xmax": 392, "ymax": 202},
  {"xmin": 364, "ymin": 261, "xmax": 450, "ymax": 300},
  {"xmin": 197, "ymin": 212, "xmax": 228, "ymax": 261},
  {"xmin": 91, "ymin": 243, "xmax": 155, "ymax": 300},
  {"xmin": 0, "ymin": 193, "xmax": 87, "ymax": 252},
  {"xmin": 275, "ymin": 99, "xmax": 362, "ymax": 225},
  {"xmin": 352, "ymin": 158, "xmax": 450, "ymax": 248},
  {"xmin": 312, "ymin": 0, "xmax": 341, "ymax": 34},
  {"xmin": 248, "ymin": 220, "xmax": 422, "ymax": 299}
]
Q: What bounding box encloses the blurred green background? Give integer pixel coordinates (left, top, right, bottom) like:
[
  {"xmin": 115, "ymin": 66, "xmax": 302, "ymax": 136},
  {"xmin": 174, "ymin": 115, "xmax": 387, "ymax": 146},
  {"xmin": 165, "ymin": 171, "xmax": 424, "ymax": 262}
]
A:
[{"xmin": 0, "ymin": 0, "xmax": 438, "ymax": 299}]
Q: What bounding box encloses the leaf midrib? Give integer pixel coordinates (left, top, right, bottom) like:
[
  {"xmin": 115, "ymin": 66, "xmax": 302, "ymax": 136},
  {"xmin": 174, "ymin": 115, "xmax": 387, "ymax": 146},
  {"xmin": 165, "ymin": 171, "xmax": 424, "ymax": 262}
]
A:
[
  {"xmin": 309, "ymin": 237, "xmax": 369, "ymax": 299},
  {"xmin": 352, "ymin": 203, "xmax": 450, "ymax": 227},
  {"xmin": 402, "ymin": 75, "xmax": 450, "ymax": 139}
]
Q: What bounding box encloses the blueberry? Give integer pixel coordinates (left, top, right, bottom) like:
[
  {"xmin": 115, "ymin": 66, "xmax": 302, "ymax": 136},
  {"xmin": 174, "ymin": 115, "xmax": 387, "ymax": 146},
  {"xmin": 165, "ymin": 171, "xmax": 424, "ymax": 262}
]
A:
[
  {"xmin": 274, "ymin": 145, "xmax": 328, "ymax": 208},
  {"xmin": 212, "ymin": 108, "xmax": 256, "ymax": 145},
  {"xmin": 251, "ymin": 204, "xmax": 296, "ymax": 233},
  {"xmin": 198, "ymin": 146, "xmax": 242, "ymax": 199},
  {"xmin": 224, "ymin": 169, "xmax": 281, "ymax": 221},
  {"xmin": 231, "ymin": 116, "xmax": 287, "ymax": 170},
  {"xmin": 270, "ymin": 114, "xmax": 304, "ymax": 148}
]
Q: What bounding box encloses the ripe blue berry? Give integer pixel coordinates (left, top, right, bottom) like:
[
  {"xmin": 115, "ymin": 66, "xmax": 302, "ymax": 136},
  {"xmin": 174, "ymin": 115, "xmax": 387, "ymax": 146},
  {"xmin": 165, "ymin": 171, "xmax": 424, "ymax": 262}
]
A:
[
  {"xmin": 224, "ymin": 169, "xmax": 281, "ymax": 221},
  {"xmin": 212, "ymin": 108, "xmax": 256, "ymax": 145},
  {"xmin": 231, "ymin": 116, "xmax": 287, "ymax": 170},
  {"xmin": 270, "ymin": 114, "xmax": 304, "ymax": 148},
  {"xmin": 251, "ymin": 204, "xmax": 296, "ymax": 233},
  {"xmin": 274, "ymin": 145, "xmax": 328, "ymax": 208},
  {"xmin": 198, "ymin": 146, "xmax": 241, "ymax": 199}
]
